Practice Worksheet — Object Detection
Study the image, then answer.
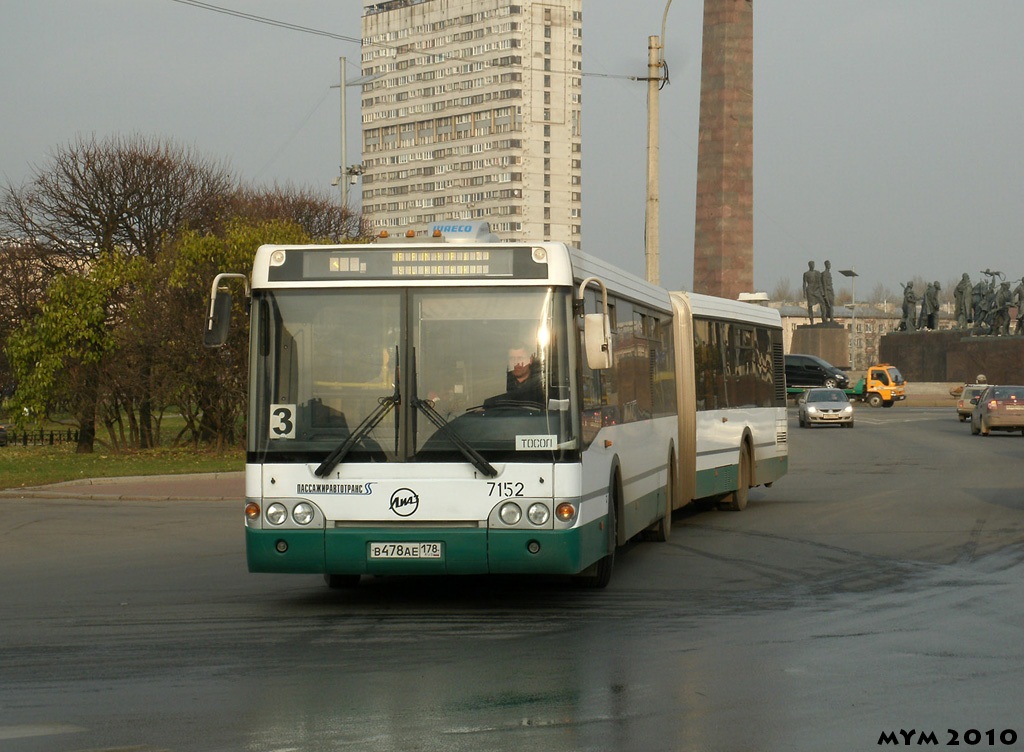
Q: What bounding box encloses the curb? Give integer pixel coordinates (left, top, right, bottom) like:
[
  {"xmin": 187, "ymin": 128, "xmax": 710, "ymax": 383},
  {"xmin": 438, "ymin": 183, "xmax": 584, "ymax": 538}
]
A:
[{"xmin": 0, "ymin": 472, "xmax": 245, "ymax": 502}]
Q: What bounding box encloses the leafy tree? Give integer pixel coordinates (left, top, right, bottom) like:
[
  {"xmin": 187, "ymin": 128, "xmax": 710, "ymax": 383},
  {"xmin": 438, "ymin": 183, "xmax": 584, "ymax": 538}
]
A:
[
  {"xmin": 0, "ymin": 240, "xmax": 48, "ymax": 398},
  {"xmin": 5, "ymin": 253, "xmax": 137, "ymax": 452},
  {"xmin": 165, "ymin": 217, "xmax": 313, "ymax": 449},
  {"xmin": 0, "ymin": 135, "xmax": 235, "ymax": 450},
  {"xmin": 1, "ymin": 135, "xmax": 365, "ymax": 451}
]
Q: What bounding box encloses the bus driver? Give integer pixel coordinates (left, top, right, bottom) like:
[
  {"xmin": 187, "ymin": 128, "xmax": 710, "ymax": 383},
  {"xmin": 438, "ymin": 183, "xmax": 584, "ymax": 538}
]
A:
[{"xmin": 484, "ymin": 345, "xmax": 545, "ymax": 407}]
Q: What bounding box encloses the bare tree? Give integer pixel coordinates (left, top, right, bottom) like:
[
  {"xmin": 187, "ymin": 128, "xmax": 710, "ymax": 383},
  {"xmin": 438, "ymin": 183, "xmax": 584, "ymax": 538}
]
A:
[
  {"xmin": 0, "ymin": 134, "xmax": 234, "ymax": 272},
  {"xmin": 770, "ymin": 277, "xmax": 795, "ymax": 302},
  {"xmin": 232, "ymin": 183, "xmax": 367, "ymax": 241},
  {"xmin": 866, "ymin": 282, "xmax": 896, "ymax": 307}
]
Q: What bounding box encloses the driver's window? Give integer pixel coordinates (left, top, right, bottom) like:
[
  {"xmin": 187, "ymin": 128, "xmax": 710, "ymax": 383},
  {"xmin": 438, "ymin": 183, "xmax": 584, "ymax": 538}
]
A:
[{"xmin": 413, "ymin": 289, "xmax": 561, "ymax": 450}]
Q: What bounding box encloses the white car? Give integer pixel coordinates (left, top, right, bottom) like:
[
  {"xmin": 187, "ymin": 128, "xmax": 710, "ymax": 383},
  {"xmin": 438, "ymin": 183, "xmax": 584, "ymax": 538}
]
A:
[{"xmin": 797, "ymin": 388, "xmax": 854, "ymax": 428}]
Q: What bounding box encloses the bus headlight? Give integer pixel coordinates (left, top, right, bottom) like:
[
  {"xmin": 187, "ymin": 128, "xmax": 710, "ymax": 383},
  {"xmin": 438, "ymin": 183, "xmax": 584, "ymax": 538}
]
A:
[
  {"xmin": 527, "ymin": 503, "xmax": 550, "ymax": 526},
  {"xmin": 266, "ymin": 503, "xmax": 288, "ymax": 525},
  {"xmin": 499, "ymin": 502, "xmax": 522, "ymax": 525},
  {"xmin": 292, "ymin": 502, "xmax": 315, "ymax": 525}
]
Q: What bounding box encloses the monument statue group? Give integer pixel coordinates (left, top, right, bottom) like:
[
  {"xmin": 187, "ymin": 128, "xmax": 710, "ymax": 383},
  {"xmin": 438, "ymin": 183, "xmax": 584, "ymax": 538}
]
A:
[
  {"xmin": 903, "ymin": 270, "xmax": 1024, "ymax": 336},
  {"xmin": 801, "ymin": 260, "xmax": 836, "ymax": 326},
  {"xmin": 803, "ymin": 262, "xmax": 1024, "ymax": 336}
]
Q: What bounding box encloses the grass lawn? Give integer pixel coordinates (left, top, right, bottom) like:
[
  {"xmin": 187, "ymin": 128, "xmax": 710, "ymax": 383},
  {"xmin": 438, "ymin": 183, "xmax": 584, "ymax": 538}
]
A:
[{"xmin": 0, "ymin": 444, "xmax": 244, "ymax": 490}]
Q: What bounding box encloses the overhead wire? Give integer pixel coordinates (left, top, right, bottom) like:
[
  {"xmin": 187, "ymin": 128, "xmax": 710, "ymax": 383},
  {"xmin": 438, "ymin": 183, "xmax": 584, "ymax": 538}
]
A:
[
  {"xmin": 254, "ymin": 87, "xmax": 332, "ymax": 182},
  {"xmin": 167, "ymin": 0, "xmax": 363, "ymax": 44},
  {"xmin": 167, "ymin": 0, "xmax": 639, "ymax": 77}
]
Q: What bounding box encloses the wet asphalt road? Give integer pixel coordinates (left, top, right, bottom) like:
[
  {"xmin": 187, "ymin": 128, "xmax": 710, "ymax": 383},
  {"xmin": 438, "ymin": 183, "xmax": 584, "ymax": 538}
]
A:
[{"xmin": 2, "ymin": 406, "xmax": 1024, "ymax": 751}]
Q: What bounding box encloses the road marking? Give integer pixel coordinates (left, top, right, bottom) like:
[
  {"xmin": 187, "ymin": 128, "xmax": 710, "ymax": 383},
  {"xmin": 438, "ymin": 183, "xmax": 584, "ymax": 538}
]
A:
[
  {"xmin": 0, "ymin": 723, "xmax": 85, "ymax": 740},
  {"xmin": 852, "ymin": 414, "xmax": 939, "ymax": 424}
]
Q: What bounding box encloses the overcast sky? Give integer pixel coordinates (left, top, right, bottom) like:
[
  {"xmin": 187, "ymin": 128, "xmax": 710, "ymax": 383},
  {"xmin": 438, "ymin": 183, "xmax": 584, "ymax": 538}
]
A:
[{"xmin": 2, "ymin": 1, "xmax": 1023, "ymax": 301}]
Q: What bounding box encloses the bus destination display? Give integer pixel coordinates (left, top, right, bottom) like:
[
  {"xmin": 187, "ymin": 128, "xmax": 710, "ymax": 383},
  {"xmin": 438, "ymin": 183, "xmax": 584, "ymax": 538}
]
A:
[{"xmin": 268, "ymin": 246, "xmax": 547, "ymax": 281}]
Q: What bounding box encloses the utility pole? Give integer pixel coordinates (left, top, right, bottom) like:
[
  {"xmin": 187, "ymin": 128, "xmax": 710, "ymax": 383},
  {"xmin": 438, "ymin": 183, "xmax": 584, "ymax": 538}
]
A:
[
  {"xmin": 645, "ymin": 35, "xmax": 662, "ymax": 285},
  {"xmin": 338, "ymin": 56, "xmax": 348, "ymax": 207},
  {"xmin": 644, "ymin": 1, "xmax": 672, "ymax": 285},
  {"xmin": 333, "ymin": 57, "xmax": 376, "ymax": 211}
]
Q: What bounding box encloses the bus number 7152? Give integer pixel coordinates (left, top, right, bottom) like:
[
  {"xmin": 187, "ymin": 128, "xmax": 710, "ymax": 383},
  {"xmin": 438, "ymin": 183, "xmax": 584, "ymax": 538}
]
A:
[{"xmin": 487, "ymin": 481, "xmax": 525, "ymax": 498}]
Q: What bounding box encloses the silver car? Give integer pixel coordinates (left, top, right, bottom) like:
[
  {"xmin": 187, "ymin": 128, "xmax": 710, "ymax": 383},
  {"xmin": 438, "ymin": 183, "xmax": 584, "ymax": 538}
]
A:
[
  {"xmin": 797, "ymin": 387, "xmax": 854, "ymax": 428},
  {"xmin": 956, "ymin": 384, "xmax": 989, "ymax": 422}
]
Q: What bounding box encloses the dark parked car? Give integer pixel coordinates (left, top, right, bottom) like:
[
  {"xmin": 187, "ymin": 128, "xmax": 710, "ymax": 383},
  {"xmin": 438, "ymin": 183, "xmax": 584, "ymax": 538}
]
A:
[
  {"xmin": 785, "ymin": 354, "xmax": 850, "ymax": 390},
  {"xmin": 970, "ymin": 385, "xmax": 1024, "ymax": 436}
]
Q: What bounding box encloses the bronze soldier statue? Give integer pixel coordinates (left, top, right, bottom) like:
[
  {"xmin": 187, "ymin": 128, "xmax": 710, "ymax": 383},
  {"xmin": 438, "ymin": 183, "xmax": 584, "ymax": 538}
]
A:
[{"xmin": 802, "ymin": 261, "xmax": 826, "ymax": 325}]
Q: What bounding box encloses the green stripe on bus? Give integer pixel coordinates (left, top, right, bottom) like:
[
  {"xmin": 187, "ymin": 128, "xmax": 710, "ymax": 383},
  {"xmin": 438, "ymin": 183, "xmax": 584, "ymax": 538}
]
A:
[{"xmin": 246, "ymin": 519, "xmax": 611, "ymax": 577}]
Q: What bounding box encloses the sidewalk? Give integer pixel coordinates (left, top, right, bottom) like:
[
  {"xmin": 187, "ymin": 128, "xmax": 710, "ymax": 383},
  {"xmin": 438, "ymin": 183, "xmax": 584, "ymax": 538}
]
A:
[
  {"xmin": 901, "ymin": 382, "xmax": 959, "ymax": 408},
  {"xmin": 0, "ymin": 472, "xmax": 245, "ymax": 501}
]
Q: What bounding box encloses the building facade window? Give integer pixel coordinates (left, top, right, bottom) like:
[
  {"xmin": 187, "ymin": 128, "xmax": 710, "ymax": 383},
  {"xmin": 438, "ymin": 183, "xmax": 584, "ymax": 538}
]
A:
[{"xmin": 361, "ymin": 0, "xmax": 582, "ymax": 243}]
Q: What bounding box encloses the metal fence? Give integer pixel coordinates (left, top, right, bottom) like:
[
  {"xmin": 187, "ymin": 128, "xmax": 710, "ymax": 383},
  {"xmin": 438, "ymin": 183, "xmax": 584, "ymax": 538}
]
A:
[{"xmin": 2, "ymin": 429, "xmax": 80, "ymax": 447}]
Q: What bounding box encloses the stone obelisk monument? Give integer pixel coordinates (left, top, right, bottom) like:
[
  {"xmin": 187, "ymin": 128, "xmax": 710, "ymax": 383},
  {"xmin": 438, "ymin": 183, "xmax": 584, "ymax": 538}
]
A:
[{"xmin": 692, "ymin": 0, "xmax": 753, "ymax": 300}]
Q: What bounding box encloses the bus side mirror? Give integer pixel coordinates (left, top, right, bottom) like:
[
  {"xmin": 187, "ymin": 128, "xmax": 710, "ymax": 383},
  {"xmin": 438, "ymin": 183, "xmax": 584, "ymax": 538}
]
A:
[
  {"xmin": 203, "ymin": 272, "xmax": 250, "ymax": 348},
  {"xmin": 584, "ymin": 313, "xmax": 613, "ymax": 370},
  {"xmin": 203, "ymin": 288, "xmax": 233, "ymax": 348},
  {"xmin": 578, "ymin": 276, "xmax": 613, "ymax": 370}
]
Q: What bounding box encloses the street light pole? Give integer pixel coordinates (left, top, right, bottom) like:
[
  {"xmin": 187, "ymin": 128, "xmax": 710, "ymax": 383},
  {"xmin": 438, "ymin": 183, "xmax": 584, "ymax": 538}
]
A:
[{"xmin": 839, "ymin": 267, "xmax": 859, "ymax": 370}]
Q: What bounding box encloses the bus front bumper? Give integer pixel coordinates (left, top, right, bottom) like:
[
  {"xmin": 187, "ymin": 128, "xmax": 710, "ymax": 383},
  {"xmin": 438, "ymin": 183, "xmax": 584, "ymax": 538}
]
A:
[{"xmin": 246, "ymin": 520, "xmax": 609, "ymax": 577}]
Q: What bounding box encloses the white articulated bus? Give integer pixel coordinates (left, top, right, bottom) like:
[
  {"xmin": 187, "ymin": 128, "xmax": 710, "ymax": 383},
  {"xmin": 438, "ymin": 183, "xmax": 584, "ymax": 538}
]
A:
[{"xmin": 204, "ymin": 222, "xmax": 787, "ymax": 588}]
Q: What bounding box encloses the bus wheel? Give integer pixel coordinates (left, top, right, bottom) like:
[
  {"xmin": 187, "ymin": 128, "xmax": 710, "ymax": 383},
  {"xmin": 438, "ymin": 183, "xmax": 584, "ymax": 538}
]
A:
[
  {"xmin": 651, "ymin": 452, "xmax": 675, "ymax": 542},
  {"xmin": 718, "ymin": 443, "xmax": 750, "ymax": 512},
  {"xmin": 578, "ymin": 480, "xmax": 618, "ymax": 588},
  {"xmin": 325, "ymin": 573, "xmax": 360, "ymax": 589}
]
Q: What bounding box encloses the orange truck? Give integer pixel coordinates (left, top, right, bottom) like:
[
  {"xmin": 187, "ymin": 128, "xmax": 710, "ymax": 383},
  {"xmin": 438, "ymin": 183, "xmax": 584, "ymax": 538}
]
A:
[{"xmin": 848, "ymin": 364, "xmax": 907, "ymax": 408}]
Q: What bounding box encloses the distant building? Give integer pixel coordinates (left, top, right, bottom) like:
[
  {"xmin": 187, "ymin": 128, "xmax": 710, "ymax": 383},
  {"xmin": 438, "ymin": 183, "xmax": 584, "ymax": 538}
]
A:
[{"xmin": 360, "ymin": 0, "xmax": 583, "ymax": 244}]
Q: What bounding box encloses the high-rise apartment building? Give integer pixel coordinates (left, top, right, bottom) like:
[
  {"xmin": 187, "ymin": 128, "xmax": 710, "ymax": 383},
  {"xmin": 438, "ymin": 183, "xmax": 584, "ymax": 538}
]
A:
[{"xmin": 360, "ymin": 0, "xmax": 583, "ymax": 245}]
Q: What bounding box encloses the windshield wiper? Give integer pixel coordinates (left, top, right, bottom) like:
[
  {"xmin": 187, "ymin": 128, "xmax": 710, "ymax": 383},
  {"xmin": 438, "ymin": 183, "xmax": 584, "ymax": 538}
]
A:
[
  {"xmin": 314, "ymin": 392, "xmax": 398, "ymax": 477},
  {"xmin": 413, "ymin": 398, "xmax": 498, "ymax": 478},
  {"xmin": 316, "ymin": 346, "xmax": 401, "ymax": 477}
]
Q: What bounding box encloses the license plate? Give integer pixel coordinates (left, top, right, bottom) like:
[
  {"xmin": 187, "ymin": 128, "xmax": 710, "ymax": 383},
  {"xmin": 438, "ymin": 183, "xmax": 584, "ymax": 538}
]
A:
[{"xmin": 368, "ymin": 542, "xmax": 443, "ymax": 559}]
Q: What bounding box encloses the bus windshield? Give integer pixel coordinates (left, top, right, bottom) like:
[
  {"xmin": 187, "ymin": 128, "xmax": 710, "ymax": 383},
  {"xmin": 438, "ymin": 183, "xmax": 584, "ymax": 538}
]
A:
[{"xmin": 250, "ymin": 286, "xmax": 578, "ymax": 465}]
